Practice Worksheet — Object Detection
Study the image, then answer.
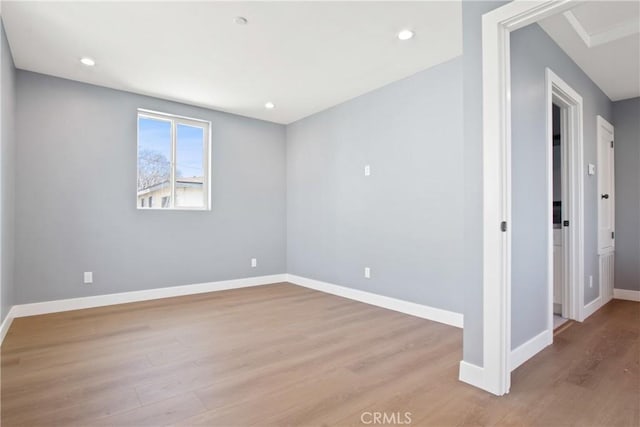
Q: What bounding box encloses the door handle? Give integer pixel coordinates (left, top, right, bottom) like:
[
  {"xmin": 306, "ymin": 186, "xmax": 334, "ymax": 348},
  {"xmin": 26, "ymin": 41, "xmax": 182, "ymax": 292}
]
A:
[{"xmin": 601, "ymin": 194, "xmax": 609, "ymax": 199}]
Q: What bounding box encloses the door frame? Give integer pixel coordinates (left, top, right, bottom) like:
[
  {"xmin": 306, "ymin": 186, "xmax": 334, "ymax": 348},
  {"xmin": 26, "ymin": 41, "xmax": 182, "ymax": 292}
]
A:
[
  {"xmin": 479, "ymin": 0, "xmax": 578, "ymax": 396},
  {"xmin": 546, "ymin": 69, "xmax": 584, "ymax": 333}
]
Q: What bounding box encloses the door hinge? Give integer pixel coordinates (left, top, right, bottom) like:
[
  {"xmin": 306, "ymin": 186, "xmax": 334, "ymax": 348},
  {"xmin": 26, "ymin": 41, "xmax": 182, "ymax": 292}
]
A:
[
  {"xmin": 612, "ymin": 231, "xmax": 615, "ymax": 239},
  {"xmin": 563, "ymin": 220, "xmax": 570, "ymax": 227},
  {"xmin": 611, "ymin": 140, "xmax": 614, "ymax": 148},
  {"xmin": 500, "ymin": 221, "xmax": 507, "ymax": 232}
]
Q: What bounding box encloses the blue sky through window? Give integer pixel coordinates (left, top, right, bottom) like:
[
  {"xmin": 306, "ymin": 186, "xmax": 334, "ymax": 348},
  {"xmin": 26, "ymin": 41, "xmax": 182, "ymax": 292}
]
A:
[
  {"xmin": 138, "ymin": 117, "xmax": 205, "ymax": 179},
  {"xmin": 138, "ymin": 117, "xmax": 171, "ymax": 161},
  {"xmin": 176, "ymin": 124, "xmax": 204, "ymax": 178}
]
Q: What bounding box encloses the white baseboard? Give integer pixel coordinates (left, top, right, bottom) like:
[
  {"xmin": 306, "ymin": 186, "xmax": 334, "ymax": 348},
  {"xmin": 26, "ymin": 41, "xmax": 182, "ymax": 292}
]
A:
[
  {"xmin": 286, "ymin": 274, "xmax": 463, "ymax": 328},
  {"xmin": 459, "ymin": 361, "xmax": 485, "ymax": 390},
  {"xmin": 0, "ymin": 308, "xmax": 15, "ymax": 344},
  {"xmin": 582, "ymin": 295, "xmax": 603, "ymax": 321},
  {"xmin": 9, "ymin": 274, "xmax": 288, "ymax": 319},
  {"xmin": 510, "ymin": 329, "xmax": 552, "ymax": 371},
  {"xmin": 614, "ymin": 288, "xmax": 640, "ymax": 302}
]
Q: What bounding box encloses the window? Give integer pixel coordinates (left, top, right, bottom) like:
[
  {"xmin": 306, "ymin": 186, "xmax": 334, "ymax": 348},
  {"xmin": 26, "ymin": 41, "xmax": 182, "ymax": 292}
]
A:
[{"xmin": 137, "ymin": 110, "xmax": 211, "ymax": 210}]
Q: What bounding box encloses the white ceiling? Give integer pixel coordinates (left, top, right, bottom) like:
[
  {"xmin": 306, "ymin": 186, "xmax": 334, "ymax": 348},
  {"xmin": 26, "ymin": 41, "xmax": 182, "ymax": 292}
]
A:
[
  {"xmin": 539, "ymin": 1, "xmax": 640, "ymax": 101},
  {"xmin": 1, "ymin": 1, "xmax": 462, "ymax": 124}
]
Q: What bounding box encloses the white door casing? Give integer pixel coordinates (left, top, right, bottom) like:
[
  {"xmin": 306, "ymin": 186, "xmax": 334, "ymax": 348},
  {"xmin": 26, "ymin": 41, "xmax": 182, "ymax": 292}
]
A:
[
  {"xmin": 547, "ymin": 69, "xmax": 584, "ymax": 330},
  {"xmin": 552, "ymin": 96, "xmax": 573, "ymax": 321},
  {"xmin": 597, "ymin": 116, "xmax": 615, "ymax": 255}
]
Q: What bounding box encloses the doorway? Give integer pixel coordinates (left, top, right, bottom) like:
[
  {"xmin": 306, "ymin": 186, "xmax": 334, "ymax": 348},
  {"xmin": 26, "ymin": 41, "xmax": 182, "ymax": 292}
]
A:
[
  {"xmin": 546, "ymin": 68, "xmax": 584, "ymax": 338},
  {"xmin": 478, "ymin": 0, "xmax": 615, "ymax": 397},
  {"xmin": 552, "ymin": 103, "xmax": 569, "ymax": 329}
]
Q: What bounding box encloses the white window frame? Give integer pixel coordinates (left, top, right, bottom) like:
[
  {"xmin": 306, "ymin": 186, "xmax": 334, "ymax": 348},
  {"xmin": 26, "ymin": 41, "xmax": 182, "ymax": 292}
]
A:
[{"xmin": 137, "ymin": 109, "xmax": 211, "ymax": 211}]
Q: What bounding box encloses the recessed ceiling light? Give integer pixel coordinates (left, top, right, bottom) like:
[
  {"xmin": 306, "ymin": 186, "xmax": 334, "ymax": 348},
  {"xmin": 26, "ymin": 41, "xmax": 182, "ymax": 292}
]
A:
[
  {"xmin": 265, "ymin": 102, "xmax": 275, "ymax": 110},
  {"xmin": 80, "ymin": 57, "xmax": 95, "ymax": 66},
  {"xmin": 397, "ymin": 29, "xmax": 414, "ymax": 41},
  {"xmin": 234, "ymin": 16, "xmax": 248, "ymax": 25}
]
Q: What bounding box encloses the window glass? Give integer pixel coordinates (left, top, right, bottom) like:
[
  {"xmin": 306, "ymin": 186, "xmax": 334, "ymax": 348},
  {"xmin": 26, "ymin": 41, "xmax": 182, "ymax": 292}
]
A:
[
  {"xmin": 175, "ymin": 124, "xmax": 205, "ymax": 208},
  {"xmin": 137, "ymin": 117, "xmax": 172, "ymax": 209}
]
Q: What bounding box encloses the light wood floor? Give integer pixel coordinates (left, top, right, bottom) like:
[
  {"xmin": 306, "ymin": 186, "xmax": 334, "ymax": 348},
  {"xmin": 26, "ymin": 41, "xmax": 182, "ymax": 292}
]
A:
[{"xmin": 1, "ymin": 283, "xmax": 638, "ymax": 426}]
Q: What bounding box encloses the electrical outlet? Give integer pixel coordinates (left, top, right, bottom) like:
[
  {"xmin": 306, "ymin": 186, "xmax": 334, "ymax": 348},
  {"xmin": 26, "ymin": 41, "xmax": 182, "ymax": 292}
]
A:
[
  {"xmin": 364, "ymin": 267, "xmax": 371, "ymax": 279},
  {"xmin": 251, "ymin": 258, "xmax": 257, "ymax": 268},
  {"xmin": 364, "ymin": 165, "xmax": 371, "ymax": 176},
  {"xmin": 83, "ymin": 272, "xmax": 93, "ymax": 284},
  {"xmin": 589, "ymin": 275, "xmax": 593, "ymax": 288}
]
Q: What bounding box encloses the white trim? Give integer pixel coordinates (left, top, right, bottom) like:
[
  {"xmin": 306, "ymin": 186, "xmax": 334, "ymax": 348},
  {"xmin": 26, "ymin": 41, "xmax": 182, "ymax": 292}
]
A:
[
  {"xmin": 563, "ymin": 11, "xmax": 640, "ymax": 48},
  {"xmin": 546, "ymin": 72, "xmax": 555, "ymax": 341},
  {"xmin": 510, "ymin": 329, "xmax": 552, "ymax": 372},
  {"xmin": 614, "ymin": 289, "xmax": 640, "ymax": 302},
  {"xmin": 0, "ymin": 307, "xmax": 15, "ymax": 344},
  {"xmin": 286, "ymin": 274, "xmax": 463, "ymax": 328},
  {"xmin": 582, "ymin": 295, "xmax": 603, "ymax": 320},
  {"xmin": 137, "ymin": 108, "xmax": 210, "ymax": 125},
  {"xmin": 9, "ymin": 274, "xmax": 287, "ymax": 318},
  {"xmin": 459, "ymin": 361, "xmax": 485, "ymax": 390},
  {"xmin": 590, "ymin": 18, "xmax": 640, "ymax": 47},
  {"xmin": 546, "ymin": 68, "xmax": 585, "ymax": 324},
  {"xmin": 480, "ymin": 0, "xmax": 577, "ymax": 397},
  {"xmin": 562, "ymin": 11, "xmax": 592, "ymax": 47}
]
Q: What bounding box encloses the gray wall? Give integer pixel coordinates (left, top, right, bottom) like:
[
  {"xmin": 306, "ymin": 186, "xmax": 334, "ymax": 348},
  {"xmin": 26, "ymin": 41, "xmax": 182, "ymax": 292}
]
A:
[
  {"xmin": 613, "ymin": 97, "xmax": 640, "ymax": 292},
  {"xmin": 1, "ymin": 20, "xmax": 16, "ymax": 321},
  {"xmin": 510, "ymin": 24, "xmax": 613, "ymax": 349},
  {"xmin": 286, "ymin": 57, "xmax": 465, "ymax": 314},
  {"xmin": 15, "ymin": 71, "xmax": 286, "ymax": 304}
]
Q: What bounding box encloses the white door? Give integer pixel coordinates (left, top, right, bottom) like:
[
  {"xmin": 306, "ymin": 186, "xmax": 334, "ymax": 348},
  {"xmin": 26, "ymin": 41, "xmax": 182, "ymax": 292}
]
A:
[{"xmin": 597, "ymin": 116, "xmax": 615, "ymax": 255}]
